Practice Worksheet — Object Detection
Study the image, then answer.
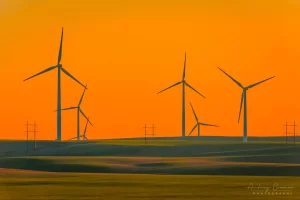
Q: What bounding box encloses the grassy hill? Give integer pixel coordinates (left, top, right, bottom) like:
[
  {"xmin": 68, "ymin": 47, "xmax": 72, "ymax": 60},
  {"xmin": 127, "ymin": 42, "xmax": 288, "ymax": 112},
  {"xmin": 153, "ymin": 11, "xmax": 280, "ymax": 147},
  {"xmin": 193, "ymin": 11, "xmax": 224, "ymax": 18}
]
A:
[
  {"xmin": 1, "ymin": 170, "xmax": 299, "ymax": 200},
  {"xmin": 0, "ymin": 144, "xmax": 299, "ymax": 176},
  {"xmin": 1, "ymin": 139, "xmax": 299, "ymax": 176}
]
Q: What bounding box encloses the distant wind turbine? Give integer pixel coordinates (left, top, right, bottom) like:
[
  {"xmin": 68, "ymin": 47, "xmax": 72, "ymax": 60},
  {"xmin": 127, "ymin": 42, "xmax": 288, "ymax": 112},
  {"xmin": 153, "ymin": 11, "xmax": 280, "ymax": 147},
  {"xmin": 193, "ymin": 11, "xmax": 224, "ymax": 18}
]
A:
[
  {"xmin": 157, "ymin": 52, "xmax": 206, "ymax": 137},
  {"xmin": 82, "ymin": 117, "xmax": 92, "ymax": 140},
  {"xmin": 218, "ymin": 67, "xmax": 275, "ymax": 142},
  {"xmin": 58, "ymin": 85, "xmax": 92, "ymax": 140},
  {"xmin": 189, "ymin": 102, "xmax": 219, "ymax": 136},
  {"xmin": 23, "ymin": 28, "xmax": 87, "ymax": 141},
  {"xmin": 69, "ymin": 117, "xmax": 92, "ymax": 140}
]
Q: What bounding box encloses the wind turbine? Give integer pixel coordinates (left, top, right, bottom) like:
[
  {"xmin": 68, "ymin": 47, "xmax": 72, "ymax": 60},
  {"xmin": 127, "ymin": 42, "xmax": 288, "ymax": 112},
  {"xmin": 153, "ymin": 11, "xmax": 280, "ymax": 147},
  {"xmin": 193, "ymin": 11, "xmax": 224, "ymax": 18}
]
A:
[
  {"xmin": 82, "ymin": 117, "xmax": 92, "ymax": 140},
  {"xmin": 157, "ymin": 52, "xmax": 206, "ymax": 137},
  {"xmin": 218, "ymin": 67, "xmax": 275, "ymax": 143},
  {"xmin": 24, "ymin": 28, "xmax": 87, "ymax": 141},
  {"xmin": 59, "ymin": 85, "xmax": 91, "ymax": 140},
  {"xmin": 68, "ymin": 117, "xmax": 92, "ymax": 140},
  {"xmin": 188, "ymin": 102, "xmax": 219, "ymax": 136}
]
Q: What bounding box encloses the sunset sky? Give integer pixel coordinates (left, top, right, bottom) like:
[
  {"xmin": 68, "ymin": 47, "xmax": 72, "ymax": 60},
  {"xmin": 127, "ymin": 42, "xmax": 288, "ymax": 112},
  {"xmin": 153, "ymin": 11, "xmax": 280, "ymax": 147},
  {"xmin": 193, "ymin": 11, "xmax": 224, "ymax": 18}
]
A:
[{"xmin": 0, "ymin": 0, "xmax": 300, "ymax": 140}]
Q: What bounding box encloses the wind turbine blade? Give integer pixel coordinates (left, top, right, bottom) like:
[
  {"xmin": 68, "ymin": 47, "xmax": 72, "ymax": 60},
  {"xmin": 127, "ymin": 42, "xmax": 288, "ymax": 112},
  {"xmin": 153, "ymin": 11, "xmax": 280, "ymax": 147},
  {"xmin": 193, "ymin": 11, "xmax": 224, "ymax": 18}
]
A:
[
  {"xmin": 188, "ymin": 124, "xmax": 198, "ymax": 136},
  {"xmin": 79, "ymin": 109, "xmax": 88, "ymax": 120},
  {"xmin": 84, "ymin": 136, "xmax": 88, "ymax": 140},
  {"xmin": 61, "ymin": 67, "xmax": 87, "ymax": 89},
  {"xmin": 53, "ymin": 106, "xmax": 77, "ymax": 112},
  {"xmin": 199, "ymin": 122, "xmax": 219, "ymax": 127},
  {"xmin": 182, "ymin": 52, "xmax": 186, "ymax": 80},
  {"xmin": 62, "ymin": 106, "xmax": 77, "ymax": 111},
  {"xmin": 83, "ymin": 123, "xmax": 88, "ymax": 135},
  {"xmin": 23, "ymin": 66, "xmax": 57, "ymax": 81},
  {"xmin": 57, "ymin": 27, "xmax": 64, "ymax": 65},
  {"xmin": 218, "ymin": 67, "xmax": 243, "ymax": 88},
  {"xmin": 185, "ymin": 82, "xmax": 205, "ymax": 98},
  {"xmin": 189, "ymin": 102, "xmax": 198, "ymax": 122},
  {"xmin": 68, "ymin": 136, "xmax": 77, "ymax": 140},
  {"xmin": 83, "ymin": 120, "xmax": 88, "ymax": 135},
  {"xmin": 157, "ymin": 81, "xmax": 182, "ymax": 94},
  {"xmin": 238, "ymin": 91, "xmax": 244, "ymax": 123},
  {"xmin": 247, "ymin": 76, "xmax": 275, "ymax": 89},
  {"xmin": 80, "ymin": 109, "xmax": 93, "ymax": 126},
  {"xmin": 78, "ymin": 85, "xmax": 87, "ymax": 106}
]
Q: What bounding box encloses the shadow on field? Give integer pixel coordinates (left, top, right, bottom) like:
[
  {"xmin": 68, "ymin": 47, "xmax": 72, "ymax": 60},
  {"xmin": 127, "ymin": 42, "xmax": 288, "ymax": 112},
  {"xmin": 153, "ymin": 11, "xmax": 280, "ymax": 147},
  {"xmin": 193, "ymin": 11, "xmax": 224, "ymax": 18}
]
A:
[
  {"xmin": 1, "ymin": 157, "xmax": 300, "ymax": 176},
  {"xmin": 224, "ymin": 154, "xmax": 300, "ymax": 164},
  {"xmin": 28, "ymin": 143, "xmax": 298, "ymax": 157},
  {"xmin": 135, "ymin": 163, "xmax": 174, "ymax": 167},
  {"xmin": 0, "ymin": 158, "xmax": 114, "ymax": 173}
]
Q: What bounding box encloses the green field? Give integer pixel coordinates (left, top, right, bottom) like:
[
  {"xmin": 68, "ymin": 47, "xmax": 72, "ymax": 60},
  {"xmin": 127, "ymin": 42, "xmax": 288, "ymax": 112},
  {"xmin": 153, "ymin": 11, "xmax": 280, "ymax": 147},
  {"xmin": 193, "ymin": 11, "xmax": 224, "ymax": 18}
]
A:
[
  {"xmin": 1, "ymin": 140, "xmax": 297, "ymax": 157},
  {"xmin": 95, "ymin": 139, "xmax": 298, "ymax": 146},
  {"xmin": 0, "ymin": 141, "xmax": 300, "ymax": 176},
  {"xmin": 0, "ymin": 170, "xmax": 299, "ymax": 200},
  {"xmin": 1, "ymin": 153, "xmax": 300, "ymax": 176},
  {"xmin": 0, "ymin": 140, "xmax": 299, "ymax": 199}
]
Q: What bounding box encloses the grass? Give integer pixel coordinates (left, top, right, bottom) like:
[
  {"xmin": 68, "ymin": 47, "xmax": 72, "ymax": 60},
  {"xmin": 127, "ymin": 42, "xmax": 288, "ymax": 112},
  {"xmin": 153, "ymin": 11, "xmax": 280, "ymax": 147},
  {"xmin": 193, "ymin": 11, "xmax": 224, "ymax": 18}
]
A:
[
  {"xmin": 94, "ymin": 140, "xmax": 298, "ymax": 146},
  {"xmin": 0, "ymin": 170, "xmax": 299, "ymax": 200},
  {"xmin": 0, "ymin": 139, "xmax": 299, "ymax": 199},
  {"xmin": 1, "ymin": 139, "xmax": 298, "ymax": 158},
  {"xmin": 25, "ymin": 141, "xmax": 297, "ymax": 158},
  {"xmin": 0, "ymin": 140, "xmax": 299, "ymax": 176},
  {"xmin": 1, "ymin": 154, "xmax": 300, "ymax": 176}
]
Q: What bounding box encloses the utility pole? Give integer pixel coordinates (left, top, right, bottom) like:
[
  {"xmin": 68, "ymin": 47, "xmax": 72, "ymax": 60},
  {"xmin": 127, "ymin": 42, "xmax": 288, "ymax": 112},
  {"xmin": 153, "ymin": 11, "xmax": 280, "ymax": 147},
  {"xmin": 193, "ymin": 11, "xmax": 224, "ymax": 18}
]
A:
[
  {"xmin": 152, "ymin": 124, "xmax": 156, "ymax": 137},
  {"xmin": 294, "ymin": 121, "xmax": 296, "ymax": 146},
  {"xmin": 26, "ymin": 121, "xmax": 29, "ymax": 156},
  {"xmin": 284, "ymin": 121, "xmax": 297, "ymax": 145},
  {"xmin": 286, "ymin": 121, "xmax": 288, "ymax": 144},
  {"xmin": 34, "ymin": 121, "xmax": 37, "ymax": 150},
  {"xmin": 143, "ymin": 124, "xmax": 156, "ymax": 145},
  {"xmin": 144, "ymin": 124, "xmax": 147, "ymax": 145},
  {"xmin": 25, "ymin": 121, "xmax": 38, "ymax": 154}
]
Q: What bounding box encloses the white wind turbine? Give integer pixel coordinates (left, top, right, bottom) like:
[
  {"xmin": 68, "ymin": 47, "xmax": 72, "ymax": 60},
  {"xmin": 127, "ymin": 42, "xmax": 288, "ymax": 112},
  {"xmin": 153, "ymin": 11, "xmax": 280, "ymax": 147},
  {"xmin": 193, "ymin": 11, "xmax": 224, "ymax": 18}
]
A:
[
  {"xmin": 69, "ymin": 117, "xmax": 92, "ymax": 140},
  {"xmin": 59, "ymin": 85, "xmax": 93, "ymax": 140},
  {"xmin": 157, "ymin": 53, "xmax": 206, "ymax": 137},
  {"xmin": 24, "ymin": 28, "xmax": 87, "ymax": 141},
  {"xmin": 188, "ymin": 102, "xmax": 219, "ymax": 136},
  {"xmin": 218, "ymin": 67, "xmax": 275, "ymax": 142}
]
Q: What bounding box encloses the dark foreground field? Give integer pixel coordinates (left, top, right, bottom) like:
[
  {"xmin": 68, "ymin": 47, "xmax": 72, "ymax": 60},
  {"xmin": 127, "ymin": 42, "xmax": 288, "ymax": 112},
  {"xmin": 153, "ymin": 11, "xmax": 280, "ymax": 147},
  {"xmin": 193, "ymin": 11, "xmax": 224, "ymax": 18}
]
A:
[
  {"xmin": 0, "ymin": 169, "xmax": 299, "ymax": 200},
  {"xmin": 1, "ymin": 137, "xmax": 299, "ymax": 157},
  {"xmin": 0, "ymin": 139, "xmax": 300, "ymax": 199},
  {"xmin": 0, "ymin": 140, "xmax": 300, "ymax": 176}
]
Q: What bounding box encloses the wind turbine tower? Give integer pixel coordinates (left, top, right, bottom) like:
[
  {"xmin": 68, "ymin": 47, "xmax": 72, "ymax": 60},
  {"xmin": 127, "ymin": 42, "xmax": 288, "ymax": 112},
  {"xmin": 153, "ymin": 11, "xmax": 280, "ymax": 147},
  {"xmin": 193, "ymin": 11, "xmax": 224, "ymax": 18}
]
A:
[
  {"xmin": 218, "ymin": 67, "xmax": 275, "ymax": 142},
  {"xmin": 24, "ymin": 28, "xmax": 87, "ymax": 141},
  {"xmin": 157, "ymin": 53, "xmax": 206, "ymax": 137}
]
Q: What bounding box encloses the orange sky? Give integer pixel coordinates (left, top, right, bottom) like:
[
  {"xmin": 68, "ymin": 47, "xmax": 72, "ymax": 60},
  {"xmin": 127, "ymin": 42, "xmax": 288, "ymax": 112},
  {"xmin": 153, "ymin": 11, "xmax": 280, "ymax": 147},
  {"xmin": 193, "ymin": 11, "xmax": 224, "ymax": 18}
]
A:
[{"xmin": 0, "ymin": 0, "xmax": 300, "ymax": 140}]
